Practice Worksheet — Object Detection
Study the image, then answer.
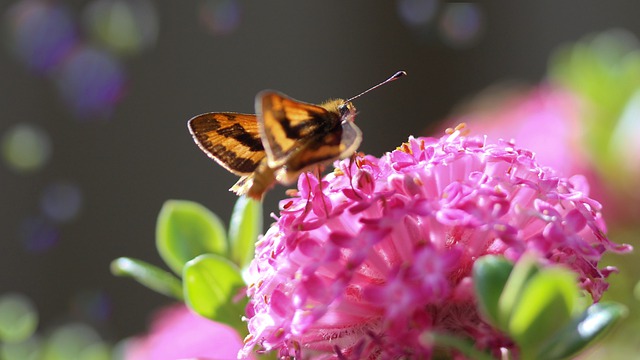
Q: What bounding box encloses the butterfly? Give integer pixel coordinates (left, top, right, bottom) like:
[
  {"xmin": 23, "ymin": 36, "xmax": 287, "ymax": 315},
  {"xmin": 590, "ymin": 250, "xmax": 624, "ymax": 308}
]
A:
[{"xmin": 188, "ymin": 71, "xmax": 406, "ymax": 200}]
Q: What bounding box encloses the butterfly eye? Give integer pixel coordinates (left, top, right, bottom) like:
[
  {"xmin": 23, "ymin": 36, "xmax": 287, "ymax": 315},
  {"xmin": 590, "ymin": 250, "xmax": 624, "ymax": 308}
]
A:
[{"xmin": 338, "ymin": 103, "xmax": 351, "ymax": 117}]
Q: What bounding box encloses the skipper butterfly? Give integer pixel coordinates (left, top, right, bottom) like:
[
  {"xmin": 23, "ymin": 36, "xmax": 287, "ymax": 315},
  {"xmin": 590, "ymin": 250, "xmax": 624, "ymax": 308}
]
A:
[{"xmin": 188, "ymin": 71, "xmax": 406, "ymax": 200}]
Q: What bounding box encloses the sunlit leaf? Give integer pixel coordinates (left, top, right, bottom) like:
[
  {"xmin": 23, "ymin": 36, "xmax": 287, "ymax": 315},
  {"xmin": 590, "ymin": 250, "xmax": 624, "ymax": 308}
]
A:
[
  {"xmin": 156, "ymin": 200, "xmax": 227, "ymax": 275},
  {"xmin": 497, "ymin": 254, "xmax": 539, "ymax": 329},
  {"xmin": 228, "ymin": 196, "xmax": 262, "ymax": 269},
  {"xmin": 508, "ymin": 268, "xmax": 580, "ymax": 355},
  {"xmin": 536, "ymin": 302, "xmax": 627, "ymax": 360},
  {"xmin": 472, "ymin": 255, "xmax": 513, "ymax": 327},
  {"xmin": 183, "ymin": 254, "xmax": 247, "ymax": 335},
  {"xmin": 110, "ymin": 257, "xmax": 183, "ymax": 300}
]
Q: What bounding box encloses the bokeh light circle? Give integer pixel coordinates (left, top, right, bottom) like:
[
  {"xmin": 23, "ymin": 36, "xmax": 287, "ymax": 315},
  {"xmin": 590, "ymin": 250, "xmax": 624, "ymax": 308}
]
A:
[
  {"xmin": 83, "ymin": 0, "xmax": 159, "ymax": 56},
  {"xmin": 199, "ymin": 0, "xmax": 241, "ymax": 36},
  {"xmin": 42, "ymin": 323, "xmax": 108, "ymax": 359},
  {"xmin": 5, "ymin": 0, "xmax": 78, "ymax": 75},
  {"xmin": 71, "ymin": 290, "xmax": 112, "ymax": 324},
  {"xmin": 397, "ymin": 0, "xmax": 438, "ymax": 27},
  {"xmin": 0, "ymin": 293, "xmax": 38, "ymax": 343},
  {"xmin": 1, "ymin": 123, "xmax": 52, "ymax": 173},
  {"xmin": 438, "ymin": 3, "xmax": 483, "ymax": 48},
  {"xmin": 54, "ymin": 46, "xmax": 126, "ymax": 120},
  {"xmin": 20, "ymin": 216, "xmax": 60, "ymax": 253},
  {"xmin": 40, "ymin": 181, "xmax": 83, "ymax": 223}
]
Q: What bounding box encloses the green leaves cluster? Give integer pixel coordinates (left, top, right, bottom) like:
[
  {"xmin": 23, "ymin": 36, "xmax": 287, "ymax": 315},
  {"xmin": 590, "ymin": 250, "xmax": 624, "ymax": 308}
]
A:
[
  {"xmin": 472, "ymin": 255, "xmax": 626, "ymax": 360},
  {"xmin": 111, "ymin": 197, "xmax": 262, "ymax": 335}
]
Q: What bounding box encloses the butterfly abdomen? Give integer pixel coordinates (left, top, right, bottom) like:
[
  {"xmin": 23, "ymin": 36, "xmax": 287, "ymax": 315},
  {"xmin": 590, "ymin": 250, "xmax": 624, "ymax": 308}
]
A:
[{"xmin": 230, "ymin": 160, "xmax": 276, "ymax": 200}]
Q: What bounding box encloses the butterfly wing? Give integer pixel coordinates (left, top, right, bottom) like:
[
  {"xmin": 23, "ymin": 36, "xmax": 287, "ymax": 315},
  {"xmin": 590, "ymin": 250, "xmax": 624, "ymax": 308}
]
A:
[
  {"xmin": 187, "ymin": 113, "xmax": 266, "ymax": 175},
  {"xmin": 257, "ymin": 91, "xmax": 340, "ymax": 168},
  {"xmin": 275, "ymin": 121, "xmax": 363, "ymax": 184}
]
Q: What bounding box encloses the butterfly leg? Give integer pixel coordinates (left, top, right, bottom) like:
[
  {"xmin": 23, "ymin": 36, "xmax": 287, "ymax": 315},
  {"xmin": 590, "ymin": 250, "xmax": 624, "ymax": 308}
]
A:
[
  {"xmin": 346, "ymin": 153, "xmax": 363, "ymax": 199},
  {"xmin": 301, "ymin": 172, "xmax": 314, "ymax": 217},
  {"xmin": 314, "ymin": 166, "xmax": 331, "ymax": 217}
]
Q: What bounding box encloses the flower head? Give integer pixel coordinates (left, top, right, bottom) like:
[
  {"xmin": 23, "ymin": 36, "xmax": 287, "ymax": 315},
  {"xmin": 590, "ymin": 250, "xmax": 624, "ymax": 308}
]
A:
[{"xmin": 241, "ymin": 129, "xmax": 630, "ymax": 359}]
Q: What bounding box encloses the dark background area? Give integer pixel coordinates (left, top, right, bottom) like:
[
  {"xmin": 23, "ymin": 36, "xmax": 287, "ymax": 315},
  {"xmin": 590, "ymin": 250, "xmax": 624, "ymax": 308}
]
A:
[{"xmin": 2, "ymin": 0, "xmax": 639, "ymax": 343}]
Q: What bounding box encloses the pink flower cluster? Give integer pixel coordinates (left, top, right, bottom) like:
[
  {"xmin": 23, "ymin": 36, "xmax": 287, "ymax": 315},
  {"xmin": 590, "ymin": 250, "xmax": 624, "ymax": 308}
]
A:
[{"xmin": 242, "ymin": 130, "xmax": 630, "ymax": 359}]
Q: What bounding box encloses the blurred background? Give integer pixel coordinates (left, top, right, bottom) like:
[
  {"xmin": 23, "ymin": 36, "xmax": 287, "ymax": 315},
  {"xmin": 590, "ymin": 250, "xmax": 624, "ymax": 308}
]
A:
[{"xmin": 2, "ymin": 0, "xmax": 640, "ymax": 358}]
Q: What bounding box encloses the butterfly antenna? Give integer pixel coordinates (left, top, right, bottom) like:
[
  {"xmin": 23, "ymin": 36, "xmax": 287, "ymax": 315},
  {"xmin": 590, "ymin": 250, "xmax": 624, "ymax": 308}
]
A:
[{"xmin": 345, "ymin": 70, "xmax": 407, "ymax": 103}]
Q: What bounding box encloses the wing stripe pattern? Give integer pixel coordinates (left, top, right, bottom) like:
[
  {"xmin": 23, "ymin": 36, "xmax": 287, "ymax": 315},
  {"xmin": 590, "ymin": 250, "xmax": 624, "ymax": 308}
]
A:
[
  {"xmin": 215, "ymin": 123, "xmax": 264, "ymax": 151},
  {"xmin": 188, "ymin": 113, "xmax": 266, "ymax": 175}
]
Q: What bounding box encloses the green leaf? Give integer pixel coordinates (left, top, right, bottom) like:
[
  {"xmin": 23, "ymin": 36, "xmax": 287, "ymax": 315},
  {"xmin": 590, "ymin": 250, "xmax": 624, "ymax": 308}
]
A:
[
  {"xmin": 428, "ymin": 332, "xmax": 497, "ymax": 360},
  {"xmin": 228, "ymin": 196, "xmax": 262, "ymax": 269},
  {"xmin": 156, "ymin": 200, "xmax": 228, "ymax": 275},
  {"xmin": 508, "ymin": 268, "xmax": 580, "ymax": 356},
  {"xmin": 183, "ymin": 254, "xmax": 247, "ymax": 335},
  {"xmin": 497, "ymin": 254, "xmax": 540, "ymax": 329},
  {"xmin": 110, "ymin": 257, "xmax": 183, "ymax": 300},
  {"xmin": 0, "ymin": 293, "xmax": 38, "ymax": 343},
  {"xmin": 536, "ymin": 302, "xmax": 627, "ymax": 360},
  {"xmin": 472, "ymin": 255, "xmax": 513, "ymax": 327}
]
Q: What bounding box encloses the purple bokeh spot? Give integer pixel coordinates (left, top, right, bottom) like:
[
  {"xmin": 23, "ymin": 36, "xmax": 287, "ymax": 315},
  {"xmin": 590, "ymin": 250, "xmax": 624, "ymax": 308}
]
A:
[
  {"xmin": 20, "ymin": 216, "xmax": 60, "ymax": 253},
  {"xmin": 6, "ymin": 1, "xmax": 79, "ymax": 75},
  {"xmin": 54, "ymin": 46, "xmax": 127, "ymax": 119}
]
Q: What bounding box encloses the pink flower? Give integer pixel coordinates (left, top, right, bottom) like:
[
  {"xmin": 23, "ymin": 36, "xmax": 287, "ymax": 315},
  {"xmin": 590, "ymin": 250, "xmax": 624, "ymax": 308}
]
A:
[
  {"xmin": 126, "ymin": 304, "xmax": 249, "ymax": 360},
  {"xmin": 241, "ymin": 129, "xmax": 630, "ymax": 359}
]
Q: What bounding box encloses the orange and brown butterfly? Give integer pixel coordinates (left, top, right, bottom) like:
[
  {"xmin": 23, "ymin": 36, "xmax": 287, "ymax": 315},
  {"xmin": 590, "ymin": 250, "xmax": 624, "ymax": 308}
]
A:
[{"xmin": 187, "ymin": 71, "xmax": 406, "ymax": 200}]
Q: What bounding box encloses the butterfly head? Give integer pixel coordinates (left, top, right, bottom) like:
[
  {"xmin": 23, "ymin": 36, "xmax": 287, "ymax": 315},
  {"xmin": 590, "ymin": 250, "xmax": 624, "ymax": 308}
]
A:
[
  {"xmin": 338, "ymin": 101, "xmax": 357, "ymax": 122},
  {"xmin": 319, "ymin": 98, "xmax": 357, "ymax": 123}
]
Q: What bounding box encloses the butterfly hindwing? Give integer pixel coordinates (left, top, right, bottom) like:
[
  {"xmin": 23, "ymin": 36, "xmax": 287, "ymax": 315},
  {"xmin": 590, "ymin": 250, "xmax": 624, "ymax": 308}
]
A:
[
  {"xmin": 276, "ymin": 120, "xmax": 362, "ymax": 183},
  {"xmin": 256, "ymin": 91, "xmax": 341, "ymax": 168},
  {"xmin": 187, "ymin": 113, "xmax": 266, "ymax": 175}
]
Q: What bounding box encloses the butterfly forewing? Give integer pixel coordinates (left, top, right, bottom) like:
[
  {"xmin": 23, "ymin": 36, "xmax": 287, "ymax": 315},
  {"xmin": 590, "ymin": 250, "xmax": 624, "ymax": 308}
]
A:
[
  {"xmin": 188, "ymin": 113, "xmax": 266, "ymax": 175},
  {"xmin": 257, "ymin": 91, "xmax": 340, "ymax": 168}
]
